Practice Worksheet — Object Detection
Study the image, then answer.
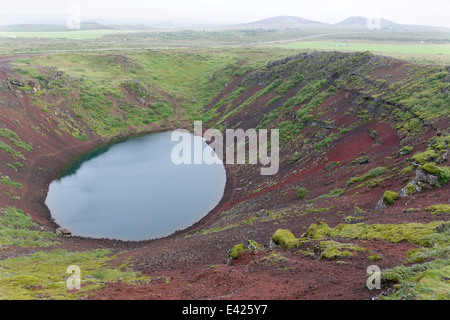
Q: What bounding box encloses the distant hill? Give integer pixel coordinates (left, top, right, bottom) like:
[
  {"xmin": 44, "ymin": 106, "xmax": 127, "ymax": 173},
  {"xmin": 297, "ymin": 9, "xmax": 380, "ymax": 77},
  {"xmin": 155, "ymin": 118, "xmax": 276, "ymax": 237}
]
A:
[
  {"xmin": 336, "ymin": 16, "xmax": 399, "ymax": 28},
  {"xmin": 229, "ymin": 16, "xmax": 327, "ymax": 29}
]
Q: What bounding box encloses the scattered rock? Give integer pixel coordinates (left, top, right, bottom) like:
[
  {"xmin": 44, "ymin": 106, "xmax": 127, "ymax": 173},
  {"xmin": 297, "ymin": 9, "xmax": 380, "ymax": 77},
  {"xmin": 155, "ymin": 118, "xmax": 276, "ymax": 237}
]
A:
[
  {"xmin": 350, "ymin": 156, "xmax": 372, "ymax": 166},
  {"xmin": 414, "ymin": 168, "xmax": 439, "ymax": 187},
  {"xmin": 375, "ymin": 198, "xmax": 387, "ymax": 211},
  {"xmin": 255, "ymin": 209, "xmax": 269, "ymax": 218},
  {"xmin": 265, "ymin": 52, "xmax": 310, "ymax": 69},
  {"xmin": 10, "ymin": 79, "xmax": 25, "ymax": 87},
  {"xmin": 56, "ymin": 228, "xmax": 72, "ymax": 237}
]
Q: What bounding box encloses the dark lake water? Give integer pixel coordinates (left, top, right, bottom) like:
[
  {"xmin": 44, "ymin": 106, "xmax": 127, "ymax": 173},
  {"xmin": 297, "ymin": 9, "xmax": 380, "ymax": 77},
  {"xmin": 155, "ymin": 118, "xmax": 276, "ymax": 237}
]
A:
[{"xmin": 45, "ymin": 131, "xmax": 226, "ymax": 241}]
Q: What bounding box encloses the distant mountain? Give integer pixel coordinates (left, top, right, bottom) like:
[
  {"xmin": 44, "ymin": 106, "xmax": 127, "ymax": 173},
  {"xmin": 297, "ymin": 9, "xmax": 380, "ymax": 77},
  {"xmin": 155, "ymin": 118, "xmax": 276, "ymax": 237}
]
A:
[
  {"xmin": 229, "ymin": 16, "xmax": 327, "ymax": 29},
  {"xmin": 336, "ymin": 16, "xmax": 398, "ymax": 28}
]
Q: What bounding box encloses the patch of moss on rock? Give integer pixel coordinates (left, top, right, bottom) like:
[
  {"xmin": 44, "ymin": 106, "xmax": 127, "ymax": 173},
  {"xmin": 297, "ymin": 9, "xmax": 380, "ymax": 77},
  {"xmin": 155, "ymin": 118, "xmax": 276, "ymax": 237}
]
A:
[
  {"xmin": 247, "ymin": 240, "xmax": 263, "ymax": 250},
  {"xmin": 406, "ymin": 183, "xmax": 416, "ymax": 195},
  {"xmin": 420, "ymin": 163, "xmax": 441, "ymax": 176},
  {"xmin": 411, "ymin": 150, "xmax": 438, "ymax": 164},
  {"xmin": 272, "ymin": 229, "xmax": 300, "ymax": 248},
  {"xmin": 383, "ymin": 190, "xmax": 399, "ymax": 205},
  {"xmin": 426, "ymin": 204, "xmax": 450, "ymax": 214},
  {"xmin": 230, "ymin": 244, "xmax": 245, "ymax": 260}
]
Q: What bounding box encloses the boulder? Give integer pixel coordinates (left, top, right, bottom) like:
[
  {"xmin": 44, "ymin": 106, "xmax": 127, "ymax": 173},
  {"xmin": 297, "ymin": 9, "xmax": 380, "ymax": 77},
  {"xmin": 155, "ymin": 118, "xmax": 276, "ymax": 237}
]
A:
[{"xmin": 56, "ymin": 228, "xmax": 72, "ymax": 237}]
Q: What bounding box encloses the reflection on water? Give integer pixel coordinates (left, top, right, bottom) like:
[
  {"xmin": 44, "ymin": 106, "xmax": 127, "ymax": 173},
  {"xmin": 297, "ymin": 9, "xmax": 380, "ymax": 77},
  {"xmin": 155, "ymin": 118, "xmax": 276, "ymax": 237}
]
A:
[{"xmin": 45, "ymin": 131, "xmax": 226, "ymax": 241}]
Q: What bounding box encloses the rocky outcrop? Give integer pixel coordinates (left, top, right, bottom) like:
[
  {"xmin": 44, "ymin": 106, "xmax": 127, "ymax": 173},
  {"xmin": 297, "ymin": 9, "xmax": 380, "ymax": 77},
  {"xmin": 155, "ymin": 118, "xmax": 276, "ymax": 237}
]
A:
[{"xmin": 399, "ymin": 168, "xmax": 440, "ymax": 197}]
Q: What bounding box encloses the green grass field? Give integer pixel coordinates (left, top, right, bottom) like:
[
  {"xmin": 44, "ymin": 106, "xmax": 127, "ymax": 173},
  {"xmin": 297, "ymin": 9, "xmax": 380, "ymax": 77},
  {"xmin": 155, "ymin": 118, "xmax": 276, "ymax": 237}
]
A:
[
  {"xmin": 280, "ymin": 41, "xmax": 450, "ymax": 55},
  {"xmin": 1, "ymin": 25, "xmax": 449, "ymax": 66},
  {"xmin": 0, "ymin": 29, "xmax": 140, "ymax": 40}
]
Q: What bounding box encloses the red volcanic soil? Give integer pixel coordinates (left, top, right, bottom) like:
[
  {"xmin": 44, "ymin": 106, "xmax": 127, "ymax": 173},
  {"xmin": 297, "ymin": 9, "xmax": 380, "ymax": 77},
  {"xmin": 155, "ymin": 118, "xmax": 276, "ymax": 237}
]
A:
[{"xmin": 0, "ymin": 53, "xmax": 449, "ymax": 301}]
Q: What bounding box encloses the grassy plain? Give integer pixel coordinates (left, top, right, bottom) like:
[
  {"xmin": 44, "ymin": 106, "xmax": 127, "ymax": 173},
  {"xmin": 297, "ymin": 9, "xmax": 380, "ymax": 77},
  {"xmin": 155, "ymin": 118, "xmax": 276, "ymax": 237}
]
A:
[{"xmin": 1, "ymin": 25, "xmax": 449, "ymax": 65}]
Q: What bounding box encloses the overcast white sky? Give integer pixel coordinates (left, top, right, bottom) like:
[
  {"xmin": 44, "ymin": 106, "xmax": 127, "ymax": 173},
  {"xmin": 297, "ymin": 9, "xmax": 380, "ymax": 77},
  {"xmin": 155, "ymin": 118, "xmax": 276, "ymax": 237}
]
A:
[{"xmin": 1, "ymin": 0, "xmax": 450, "ymax": 28}]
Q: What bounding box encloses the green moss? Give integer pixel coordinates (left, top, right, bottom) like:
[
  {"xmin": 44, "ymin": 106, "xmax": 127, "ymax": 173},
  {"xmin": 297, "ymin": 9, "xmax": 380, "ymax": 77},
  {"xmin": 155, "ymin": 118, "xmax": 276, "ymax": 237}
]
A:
[
  {"xmin": 296, "ymin": 249, "xmax": 314, "ymax": 257},
  {"xmin": 304, "ymin": 221, "xmax": 446, "ymax": 247},
  {"xmin": 354, "ymin": 206, "xmax": 364, "ymax": 214},
  {"xmin": 400, "ymin": 165, "xmax": 414, "ymax": 175},
  {"xmin": 72, "ymin": 132, "xmax": 89, "ymax": 141},
  {"xmin": 0, "ymin": 207, "xmax": 59, "ymax": 248},
  {"xmin": 230, "ymin": 244, "xmax": 245, "ymax": 259},
  {"xmin": 346, "ymin": 167, "xmax": 388, "ymax": 187},
  {"xmin": 431, "ymin": 133, "xmax": 450, "ymax": 152},
  {"xmin": 289, "ymin": 152, "xmax": 302, "ymax": 164},
  {"xmin": 426, "ymin": 204, "xmax": 450, "ymax": 214},
  {"xmin": 312, "ymin": 188, "xmax": 345, "ymax": 201},
  {"xmin": 416, "ymin": 163, "xmax": 449, "ymax": 184},
  {"xmin": 260, "ymin": 253, "xmax": 289, "ymax": 266},
  {"xmin": 404, "ymin": 222, "xmax": 449, "ymax": 263},
  {"xmin": 304, "ymin": 221, "xmax": 333, "ymax": 239},
  {"xmin": 319, "ymin": 241, "xmax": 366, "ymax": 260},
  {"xmin": 439, "ymin": 166, "xmax": 450, "ymax": 184},
  {"xmin": 411, "ymin": 150, "xmax": 438, "ymax": 164},
  {"xmin": 383, "ymin": 190, "xmax": 399, "ymax": 205},
  {"xmin": 406, "ymin": 184, "xmax": 416, "ymax": 195},
  {"xmin": 0, "ymin": 128, "xmax": 33, "ymax": 152},
  {"xmin": 247, "ymin": 240, "xmax": 263, "ymax": 250},
  {"xmin": 297, "ymin": 187, "xmax": 309, "ymax": 199},
  {"xmin": 420, "ymin": 163, "xmax": 442, "ymax": 176},
  {"xmin": 343, "ymin": 216, "xmax": 364, "ymax": 223},
  {"xmin": 191, "ymin": 215, "xmax": 260, "ymax": 237},
  {"xmin": 381, "ymin": 259, "xmax": 450, "ymax": 300},
  {"xmin": 0, "ymin": 176, "xmax": 23, "ymax": 189},
  {"xmin": 272, "ymin": 229, "xmax": 300, "ymax": 248},
  {"xmin": 275, "ymin": 73, "xmax": 304, "ymax": 95},
  {"xmin": 368, "ymin": 253, "xmax": 383, "ymax": 261},
  {"xmin": 398, "ymin": 145, "xmax": 413, "ymax": 155},
  {"xmin": 0, "ymin": 249, "xmax": 149, "ymax": 300},
  {"xmin": 303, "ymin": 205, "xmax": 335, "ymax": 215},
  {"xmin": 0, "ymin": 141, "xmax": 24, "ymax": 159}
]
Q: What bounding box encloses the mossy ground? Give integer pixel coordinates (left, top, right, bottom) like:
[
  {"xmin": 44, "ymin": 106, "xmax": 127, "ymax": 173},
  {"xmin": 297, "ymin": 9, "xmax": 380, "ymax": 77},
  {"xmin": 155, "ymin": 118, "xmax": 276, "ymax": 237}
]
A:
[
  {"xmin": 0, "ymin": 207, "xmax": 59, "ymax": 248},
  {"xmin": 304, "ymin": 221, "xmax": 447, "ymax": 247},
  {"xmin": 427, "ymin": 204, "xmax": 450, "ymax": 214},
  {"xmin": 318, "ymin": 240, "xmax": 367, "ymax": 260},
  {"xmin": 0, "ymin": 249, "xmax": 149, "ymax": 300},
  {"xmin": 383, "ymin": 191, "xmax": 400, "ymax": 205},
  {"xmin": 381, "ymin": 259, "xmax": 450, "ymax": 300}
]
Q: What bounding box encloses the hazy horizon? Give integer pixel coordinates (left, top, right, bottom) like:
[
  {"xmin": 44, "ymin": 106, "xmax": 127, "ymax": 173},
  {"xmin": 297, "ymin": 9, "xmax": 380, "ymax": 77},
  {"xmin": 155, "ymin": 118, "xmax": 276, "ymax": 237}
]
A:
[{"xmin": 1, "ymin": 0, "xmax": 450, "ymax": 28}]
